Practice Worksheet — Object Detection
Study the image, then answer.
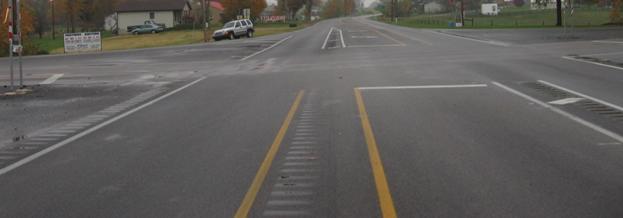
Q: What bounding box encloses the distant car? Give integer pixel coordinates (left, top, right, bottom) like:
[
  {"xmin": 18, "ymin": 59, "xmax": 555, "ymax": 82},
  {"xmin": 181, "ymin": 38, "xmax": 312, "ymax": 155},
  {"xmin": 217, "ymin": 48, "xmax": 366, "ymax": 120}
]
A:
[
  {"xmin": 130, "ymin": 24, "xmax": 165, "ymax": 35},
  {"xmin": 127, "ymin": 20, "xmax": 166, "ymax": 32},
  {"xmin": 212, "ymin": 19, "xmax": 254, "ymax": 41}
]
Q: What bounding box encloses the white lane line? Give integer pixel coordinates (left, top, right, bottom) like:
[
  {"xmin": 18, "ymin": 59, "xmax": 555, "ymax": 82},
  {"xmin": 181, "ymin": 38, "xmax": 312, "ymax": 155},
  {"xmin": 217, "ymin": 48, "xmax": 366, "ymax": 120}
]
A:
[
  {"xmin": 598, "ymin": 142, "xmax": 623, "ymax": 146},
  {"xmin": 538, "ymin": 80, "xmax": 623, "ymax": 112},
  {"xmin": 338, "ymin": 28, "xmax": 346, "ymax": 48},
  {"xmin": 358, "ymin": 84, "xmax": 488, "ymax": 90},
  {"xmin": 592, "ymin": 40, "xmax": 623, "ymax": 44},
  {"xmin": 240, "ymin": 35, "xmax": 293, "ymax": 61},
  {"xmin": 492, "ymin": 82, "xmax": 623, "ymax": 144},
  {"xmin": 39, "ymin": 74, "xmax": 64, "ymax": 85},
  {"xmin": 322, "ymin": 28, "xmax": 334, "ymax": 50},
  {"xmin": 0, "ymin": 77, "xmax": 206, "ymax": 176},
  {"xmin": 549, "ymin": 98, "xmax": 584, "ymax": 105},
  {"xmin": 561, "ymin": 56, "xmax": 623, "ymax": 71},
  {"xmin": 430, "ymin": 30, "xmax": 510, "ymax": 47}
]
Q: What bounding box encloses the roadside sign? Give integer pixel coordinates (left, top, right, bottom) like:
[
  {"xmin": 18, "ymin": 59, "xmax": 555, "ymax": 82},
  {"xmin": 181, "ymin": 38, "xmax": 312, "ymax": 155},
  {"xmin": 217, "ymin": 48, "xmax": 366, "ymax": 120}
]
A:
[
  {"xmin": 64, "ymin": 32, "xmax": 102, "ymax": 53},
  {"xmin": 243, "ymin": 8, "xmax": 251, "ymax": 19}
]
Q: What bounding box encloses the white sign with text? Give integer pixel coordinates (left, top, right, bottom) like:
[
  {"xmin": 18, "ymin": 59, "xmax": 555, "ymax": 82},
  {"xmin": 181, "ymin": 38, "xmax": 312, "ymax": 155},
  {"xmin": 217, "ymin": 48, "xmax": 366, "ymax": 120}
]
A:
[{"xmin": 64, "ymin": 32, "xmax": 102, "ymax": 53}]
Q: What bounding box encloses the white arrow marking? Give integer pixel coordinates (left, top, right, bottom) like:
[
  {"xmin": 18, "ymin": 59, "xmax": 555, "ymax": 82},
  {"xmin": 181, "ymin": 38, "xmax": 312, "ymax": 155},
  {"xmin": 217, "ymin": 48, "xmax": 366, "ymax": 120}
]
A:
[
  {"xmin": 39, "ymin": 74, "xmax": 64, "ymax": 85},
  {"xmin": 548, "ymin": 97, "xmax": 584, "ymax": 105}
]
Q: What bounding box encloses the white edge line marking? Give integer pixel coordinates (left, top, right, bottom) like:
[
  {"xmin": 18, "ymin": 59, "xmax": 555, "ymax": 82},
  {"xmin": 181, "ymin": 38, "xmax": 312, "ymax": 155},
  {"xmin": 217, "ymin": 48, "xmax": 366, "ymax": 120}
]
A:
[
  {"xmin": 357, "ymin": 84, "xmax": 487, "ymax": 90},
  {"xmin": 561, "ymin": 56, "xmax": 623, "ymax": 71},
  {"xmin": 592, "ymin": 40, "xmax": 623, "ymax": 44},
  {"xmin": 39, "ymin": 74, "xmax": 64, "ymax": 85},
  {"xmin": 0, "ymin": 77, "xmax": 207, "ymax": 176},
  {"xmin": 430, "ymin": 30, "xmax": 510, "ymax": 47},
  {"xmin": 241, "ymin": 36, "xmax": 293, "ymax": 61},
  {"xmin": 338, "ymin": 28, "xmax": 346, "ymax": 48},
  {"xmin": 538, "ymin": 80, "xmax": 623, "ymax": 112},
  {"xmin": 321, "ymin": 27, "xmax": 334, "ymax": 50},
  {"xmin": 492, "ymin": 81, "xmax": 623, "ymax": 144}
]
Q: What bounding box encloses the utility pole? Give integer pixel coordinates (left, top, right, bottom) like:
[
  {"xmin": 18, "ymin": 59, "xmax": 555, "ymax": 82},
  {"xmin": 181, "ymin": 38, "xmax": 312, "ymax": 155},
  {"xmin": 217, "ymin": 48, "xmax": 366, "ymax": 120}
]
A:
[
  {"xmin": 390, "ymin": 0, "xmax": 395, "ymax": 20},
  {"xmin": 16, "ymin": 0, "xmax": 22, "ymax": 87},
  {"xmin": 556, "ymin": 0, "xmax": 562, "ymax": 26},
  {"xmin": 460, "ymin": 0, "xmax": 464, "ymax": 26},
  {"xmin": 202, "ymin": 0, "xmax": 207, "ymax": 42},
  {"xmin": 8, "ymin": 0, "xmax": 14, "ymax": 89},
  {"xmin": 50, "ymin": 0, "xmax": 55, "ymax": 39}
]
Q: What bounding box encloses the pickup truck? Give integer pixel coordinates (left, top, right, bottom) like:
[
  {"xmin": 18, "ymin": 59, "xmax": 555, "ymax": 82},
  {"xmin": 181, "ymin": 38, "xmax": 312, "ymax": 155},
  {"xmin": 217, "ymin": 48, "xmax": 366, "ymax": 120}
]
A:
[{"xmin": 127, "ymin": 20, "xmax": 166, "ymax": 32}]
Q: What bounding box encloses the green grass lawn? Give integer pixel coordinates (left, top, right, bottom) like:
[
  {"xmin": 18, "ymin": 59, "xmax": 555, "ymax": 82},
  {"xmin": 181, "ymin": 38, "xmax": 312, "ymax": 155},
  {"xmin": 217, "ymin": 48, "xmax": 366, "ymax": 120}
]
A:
[
  {"xmin": 378, "ymin": 6, "xmax": 612, "ymax": 29},
  {"xmin": 31, "ymin": 22, "xmax": 305, "ymax": 55}
]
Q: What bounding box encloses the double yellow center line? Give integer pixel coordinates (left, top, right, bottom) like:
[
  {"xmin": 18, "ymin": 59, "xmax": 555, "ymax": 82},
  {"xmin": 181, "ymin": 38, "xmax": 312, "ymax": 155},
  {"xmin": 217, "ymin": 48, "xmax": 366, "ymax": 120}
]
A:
[{"xmin": 235, "ymin": 89, "xmax": 397, "ymax": 218}]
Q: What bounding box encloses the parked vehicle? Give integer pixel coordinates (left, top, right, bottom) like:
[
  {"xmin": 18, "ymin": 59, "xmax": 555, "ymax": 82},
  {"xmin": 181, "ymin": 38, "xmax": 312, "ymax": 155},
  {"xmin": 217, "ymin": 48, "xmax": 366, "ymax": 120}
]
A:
[
  {"xmin": 127, "ymin": 20, "xmax": 166, "ymax": 32},
  {"xmin": 130, "ymin": 24, "xmax": 165, "ymax": 35},
  {"xmin": 212, "ymin": 19, "xmax": 254, "ymax": 41}
]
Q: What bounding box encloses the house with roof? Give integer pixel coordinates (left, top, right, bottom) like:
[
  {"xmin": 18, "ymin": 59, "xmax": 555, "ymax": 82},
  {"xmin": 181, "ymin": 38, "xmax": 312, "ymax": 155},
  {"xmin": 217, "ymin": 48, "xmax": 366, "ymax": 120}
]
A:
[
  {"xmin": 190, "ymin": 0, "xmax": 225, "ymax": 23},
  {"xmin": 115, "ymin": 0, "xmax": 193, "ymax": 34}
]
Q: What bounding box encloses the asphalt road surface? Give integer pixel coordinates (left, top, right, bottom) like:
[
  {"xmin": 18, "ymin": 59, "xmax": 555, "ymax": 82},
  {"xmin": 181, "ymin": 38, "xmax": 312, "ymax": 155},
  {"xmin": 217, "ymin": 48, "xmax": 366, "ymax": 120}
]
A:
[{"xmin": 2, "ymin": 17, "xmax": 623, "ymax": 217}]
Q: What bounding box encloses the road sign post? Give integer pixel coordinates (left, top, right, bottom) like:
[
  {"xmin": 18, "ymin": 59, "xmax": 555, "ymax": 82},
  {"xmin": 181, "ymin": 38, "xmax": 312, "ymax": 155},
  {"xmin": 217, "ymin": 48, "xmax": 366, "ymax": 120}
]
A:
[
  {"xmin": 16, "ymin": 0, "xmax": 23, "ymax": 87},
  {"xmin": 7, "ymin": 0, "xmax": 14, "ymax": 89},
  {"xmin": 6, "ymin": 0, "xmax": 23, "ymax": 89}
]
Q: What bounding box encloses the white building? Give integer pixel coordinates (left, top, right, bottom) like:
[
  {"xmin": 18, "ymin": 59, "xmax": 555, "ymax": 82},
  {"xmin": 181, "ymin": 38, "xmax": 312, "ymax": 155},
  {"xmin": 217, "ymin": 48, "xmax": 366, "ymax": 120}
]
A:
[
  {"xmin": 424, "ymin": 2, "xmax": 445, "ymax": 14},
  {"xmin": 531, "ymin": 0, "xmax": 557, "ymax": 9},
  {"xmin": 115, "ymin": 0, "xmax": 192, "ymax": 34},
  {"xmin": 481, "ymin": 3, "xmax": 499, "ymax": 15}
]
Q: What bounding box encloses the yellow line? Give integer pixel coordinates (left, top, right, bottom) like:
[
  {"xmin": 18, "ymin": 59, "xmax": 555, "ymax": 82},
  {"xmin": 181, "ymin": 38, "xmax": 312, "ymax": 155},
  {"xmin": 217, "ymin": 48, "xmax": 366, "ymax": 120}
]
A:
[
  {"xmin": 354, "ymin": 88, "xmax": 398, "ymax": 218},
  {"xmin": 234, "ymin": 90, "xmax": 305, "ymax": 218}
]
